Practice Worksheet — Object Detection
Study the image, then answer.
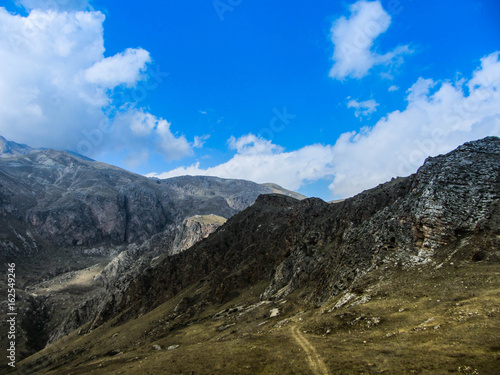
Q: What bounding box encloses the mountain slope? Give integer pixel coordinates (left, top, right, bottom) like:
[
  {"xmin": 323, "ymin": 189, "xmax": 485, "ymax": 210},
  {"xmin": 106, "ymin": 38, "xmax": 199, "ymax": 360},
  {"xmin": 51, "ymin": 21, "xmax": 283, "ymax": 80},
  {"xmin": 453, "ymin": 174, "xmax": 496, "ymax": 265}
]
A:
[
  {"xmin": 0, "ymin": 137, "xmax": 305, "ymax": 363},
  {"xmin": 15, "ymin": 137, "xmax": 499, "ymax": 374},
  {"xmin": 91, "ymin": 137, "xmax": 500, "ymax": 322},
  {"xmin": 0, "ymin": 144, "xmax": 303, "ymax": 280}
]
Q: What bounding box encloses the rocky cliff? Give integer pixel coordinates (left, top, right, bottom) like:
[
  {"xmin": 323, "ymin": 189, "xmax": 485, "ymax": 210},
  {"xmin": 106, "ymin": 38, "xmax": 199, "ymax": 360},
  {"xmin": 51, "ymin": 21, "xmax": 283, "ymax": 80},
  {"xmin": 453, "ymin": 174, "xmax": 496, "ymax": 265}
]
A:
[{"xmin": 37, "ymin": 214, "xmax": 227, "ymax": 346}]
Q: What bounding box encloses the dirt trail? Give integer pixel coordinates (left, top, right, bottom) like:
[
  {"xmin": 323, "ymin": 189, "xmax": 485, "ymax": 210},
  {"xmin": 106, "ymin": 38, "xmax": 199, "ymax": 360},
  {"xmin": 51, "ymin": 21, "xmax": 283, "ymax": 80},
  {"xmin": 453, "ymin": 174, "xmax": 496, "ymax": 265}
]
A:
[{"xmin": 291, "ymin": 325, "xmax": 330, "ymax": 375}]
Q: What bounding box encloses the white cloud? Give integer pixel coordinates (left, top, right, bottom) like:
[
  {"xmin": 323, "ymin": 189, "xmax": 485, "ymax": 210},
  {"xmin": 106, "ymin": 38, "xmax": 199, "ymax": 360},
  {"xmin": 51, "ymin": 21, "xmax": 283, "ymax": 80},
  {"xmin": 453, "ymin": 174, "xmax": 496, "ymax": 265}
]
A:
[
  {"xmin": 85, "ymin": 48, "xmax": 151, "ymax": 88},
  {"xmin": 117, "ymin": 109, "xmax": 192, "ymax": 161},
  {"xmin": 228, "ymin": 134, "xmax": 283, "ymax": 155},
  {"xmin": 156, "ymin": 116, "xmax": 193, "ymax": 160},
  {"xmin": 0, "ymin": 7, "xmax": 194, "ymax": 163},
  {"xmin": 0, "ymin": 9, "xmax": 106, "ymax": 148},
  {"xmin": 388, "ymin": 85, "xmax": 399, "ymax": 92},
  {"xmin": 329, "ymin": 0, "xmax": 411, "ymax": 80},
  {"xmin": 347, "ymin": 98, "xmax": 379, "ymax": 118},
  {"xmin": 150, "ymin": 52, "xmax": 500, "ymax": 199},
  {"xmin": 329, "ymin": 51, "xmax": 500, "ymax": 197},
  {"xmin": 148, "ymin": 135, "xmax": 336, "ymax": 191},
  {"xmin": 193, "ymin": 135, "xmax": 210, "ymax": 148},
  {"xmin": 406, "ymin": 77, "xmax": 436, "ymax": 102}
]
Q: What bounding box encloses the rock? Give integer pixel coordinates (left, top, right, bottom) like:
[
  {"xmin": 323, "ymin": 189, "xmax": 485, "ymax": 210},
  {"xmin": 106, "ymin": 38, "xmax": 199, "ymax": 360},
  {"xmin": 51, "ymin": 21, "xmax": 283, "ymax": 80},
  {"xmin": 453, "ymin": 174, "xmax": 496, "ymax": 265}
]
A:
[
  {"xmin": 152, "ymin": 345, "xmax": 161, "ymax": 350},
  {"xmin": 217, "ymin": 323, "xmax": 236, "ymax": 332},
  {"xmin": 274, "ymin": 319, "xmax": 289, "ymax": 328},
  {"xmin": 167, "ymin": 345, "xmax": 180, "ymax": 351},
  {"xmin": 269, "ymin": 308, "xmax": 280, "ymax": 318}
]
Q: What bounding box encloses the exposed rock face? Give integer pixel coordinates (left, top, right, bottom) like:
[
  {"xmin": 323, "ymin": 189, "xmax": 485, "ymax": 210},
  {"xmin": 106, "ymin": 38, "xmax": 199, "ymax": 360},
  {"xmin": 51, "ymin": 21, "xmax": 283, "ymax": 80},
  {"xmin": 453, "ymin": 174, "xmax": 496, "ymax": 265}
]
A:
[
  {"xmin": 167, "ymin": 215, "xmax": 228, "ymax": 256},
  {"xmin": 45, "ymin": 214, "xmax": 226, "ymax": 344},
  {"xmin": 97, "ymin": 214, "xmax": 227, "ymax": 287},
  {"xmin": 0, "ymin": 146, "xmax": 302, "ymax": 279},
  {"xmin": 265, "ymin": 137, "xmax": 500, "ymax": 301},
  {"xmin": 104, "ymin": 137, "xmax": 500, "ymax": 325}
]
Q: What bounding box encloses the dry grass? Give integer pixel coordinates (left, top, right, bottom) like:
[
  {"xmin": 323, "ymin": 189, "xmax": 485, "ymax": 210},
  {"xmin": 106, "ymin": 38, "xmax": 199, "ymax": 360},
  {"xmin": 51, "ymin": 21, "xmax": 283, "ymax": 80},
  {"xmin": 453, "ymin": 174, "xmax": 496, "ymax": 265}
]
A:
[
  {"xmin": 28, "ymin": 264, "xmax": 105, "ymax": 295},
  {"xmin": 187, "ymin": 215, "xmax": 227, "ymax": 226},
  {"xmin": 13, "ymin": 261, "xmax": 500, "ymax": 375}
]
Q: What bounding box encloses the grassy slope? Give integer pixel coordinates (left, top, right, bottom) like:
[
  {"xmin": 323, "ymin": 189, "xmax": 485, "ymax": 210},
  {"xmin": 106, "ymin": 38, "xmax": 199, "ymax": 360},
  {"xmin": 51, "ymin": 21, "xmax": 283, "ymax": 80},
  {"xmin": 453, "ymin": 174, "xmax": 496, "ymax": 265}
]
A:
[
  {"xmin": 14, "ymin": 260, "xmax": 499, "ymax": 375},
  {"xmin": 187, "ymin": 215, "xmax": 227, "ymax": 226}
]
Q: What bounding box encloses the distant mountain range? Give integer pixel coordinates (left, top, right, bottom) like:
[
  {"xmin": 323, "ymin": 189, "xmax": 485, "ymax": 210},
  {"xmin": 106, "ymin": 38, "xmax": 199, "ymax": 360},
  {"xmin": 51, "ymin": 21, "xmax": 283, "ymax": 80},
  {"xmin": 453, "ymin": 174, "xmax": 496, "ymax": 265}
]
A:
[
  {"xmin": 0, "ymin": 136, "xmax": 37, "ymax": 158},
  {"xmin": 0, "ymin": 136, "xmax": 304, "ymax": 270}
]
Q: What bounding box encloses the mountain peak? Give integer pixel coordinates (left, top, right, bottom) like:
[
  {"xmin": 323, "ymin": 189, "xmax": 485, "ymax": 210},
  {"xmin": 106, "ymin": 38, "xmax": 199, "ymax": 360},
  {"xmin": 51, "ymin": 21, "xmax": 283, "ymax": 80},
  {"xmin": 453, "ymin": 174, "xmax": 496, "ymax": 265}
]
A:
[{"xmin": 0, "ymin": 135, "xmax": 35, "ymax": 158}]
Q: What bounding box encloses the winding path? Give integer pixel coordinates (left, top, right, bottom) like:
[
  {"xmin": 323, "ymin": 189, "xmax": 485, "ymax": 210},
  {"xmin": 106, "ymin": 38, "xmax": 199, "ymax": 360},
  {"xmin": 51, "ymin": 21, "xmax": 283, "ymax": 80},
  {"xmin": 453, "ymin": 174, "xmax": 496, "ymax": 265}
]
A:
[{"xmin": 291, "ymin": 326, "xmax": 330, "ymax": 375}]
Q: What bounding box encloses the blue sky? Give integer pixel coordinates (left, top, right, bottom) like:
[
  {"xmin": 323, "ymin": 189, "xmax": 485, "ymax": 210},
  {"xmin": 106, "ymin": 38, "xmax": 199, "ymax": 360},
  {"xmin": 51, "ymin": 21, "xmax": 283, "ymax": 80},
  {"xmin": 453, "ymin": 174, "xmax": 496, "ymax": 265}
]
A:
[{"xmin": 1, "ymin": 0, "xmax": 499, "ymax": 199}]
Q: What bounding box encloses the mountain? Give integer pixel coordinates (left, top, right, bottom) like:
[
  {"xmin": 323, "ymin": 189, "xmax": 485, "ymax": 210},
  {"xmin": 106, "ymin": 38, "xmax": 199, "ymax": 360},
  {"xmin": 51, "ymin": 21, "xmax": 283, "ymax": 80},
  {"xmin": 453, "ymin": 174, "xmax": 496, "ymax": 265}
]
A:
[
  {"xmin": 0, "ymin": 143, "xmax": 304, "ymax": 277},
  {"xmin": 13, "ymin": 137, "xmax": 500, "ymax": 375},
  {"xmin": 0, "ymin": 138, "xmax": 305, "ymax": 364},
  {"xmin": 0, "ymin": 136, "xmax": 37, "ymax": 158}
]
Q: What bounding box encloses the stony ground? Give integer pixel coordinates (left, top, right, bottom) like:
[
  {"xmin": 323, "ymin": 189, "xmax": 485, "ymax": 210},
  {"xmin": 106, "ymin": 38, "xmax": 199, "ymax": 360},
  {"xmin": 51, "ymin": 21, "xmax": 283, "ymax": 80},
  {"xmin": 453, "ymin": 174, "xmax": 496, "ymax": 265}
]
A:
[{"xmin": 14, "ymin": 260, "xmax": 499, "ymax": 375}]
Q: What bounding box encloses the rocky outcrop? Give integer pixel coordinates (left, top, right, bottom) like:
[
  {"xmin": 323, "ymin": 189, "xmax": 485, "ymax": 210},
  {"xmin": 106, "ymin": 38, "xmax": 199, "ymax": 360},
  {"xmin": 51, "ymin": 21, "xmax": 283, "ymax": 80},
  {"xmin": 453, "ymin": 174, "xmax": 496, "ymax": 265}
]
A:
[
  {"xmin": 97, "ymin": 214, "xmax": 227, "ymax": 287},
  {"xmin": 264, "ymin": 137, "xmax": 500, "ymax": 302},
  {"xmin": 167, "ymin": 215, "xmax": 228, "ymax": 256}
]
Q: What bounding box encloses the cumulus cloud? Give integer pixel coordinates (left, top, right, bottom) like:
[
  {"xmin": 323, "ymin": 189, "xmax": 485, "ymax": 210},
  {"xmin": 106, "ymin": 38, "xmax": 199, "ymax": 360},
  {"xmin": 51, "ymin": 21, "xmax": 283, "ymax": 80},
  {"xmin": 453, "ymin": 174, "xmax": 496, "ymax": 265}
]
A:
[
  {"xmin": 406, "ymin": 77, "xmax": 436, "ymax": 102},
  {"xmin": 329, "ymin": 0, "xmax": 411, "ymax": 80},
  {"xmin": 228, "ymin": 134, "xmax": 283, "ymax": 155},
  {"xmin": 150, "ymin": 52, "xmax": 500, "ymax": 199},
  {"xmin": 329, "ymin": 52, "xmax": 500, "ymax": 197},
  {"xmin": 347, "ymin": 98, "xmax": 379, "ymax": 118},
  {"xmin": 116, "ymin": 109, "xmax": 192, "ymax": 161},
  {"xmin": 0, "ymin": 6, "xmax": 194, "ymax": 162},
  {"xmin": 85, "ymin": 48, "xmax": 151, "ymax": 88}
]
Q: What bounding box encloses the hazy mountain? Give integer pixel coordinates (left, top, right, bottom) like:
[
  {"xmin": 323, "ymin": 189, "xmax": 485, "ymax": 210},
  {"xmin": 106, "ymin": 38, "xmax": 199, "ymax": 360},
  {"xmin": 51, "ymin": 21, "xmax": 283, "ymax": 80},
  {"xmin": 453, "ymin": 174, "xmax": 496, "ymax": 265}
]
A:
[
  {"xmin": 0, "ymin": 136, "xmax": 37, "ymax": 158},
  {"xmin": 12, "ymin": 137, "xmax": 499, "ymax": 374}
]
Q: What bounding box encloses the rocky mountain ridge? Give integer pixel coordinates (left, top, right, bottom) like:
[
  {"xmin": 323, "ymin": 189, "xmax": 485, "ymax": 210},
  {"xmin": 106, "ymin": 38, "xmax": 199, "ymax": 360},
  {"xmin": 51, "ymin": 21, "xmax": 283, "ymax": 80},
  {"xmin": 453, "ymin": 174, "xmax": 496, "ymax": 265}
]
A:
[
  {"xmin": 0, "ymin": 143, "xmax": 303, "ymax": 278},
  {"xmin": 89, "ymin": 137, "xmax": 500, "ymax": 328},
  {"xmin": 0, "ymin": 136, "xmax": 37, "ymax": 158}
]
